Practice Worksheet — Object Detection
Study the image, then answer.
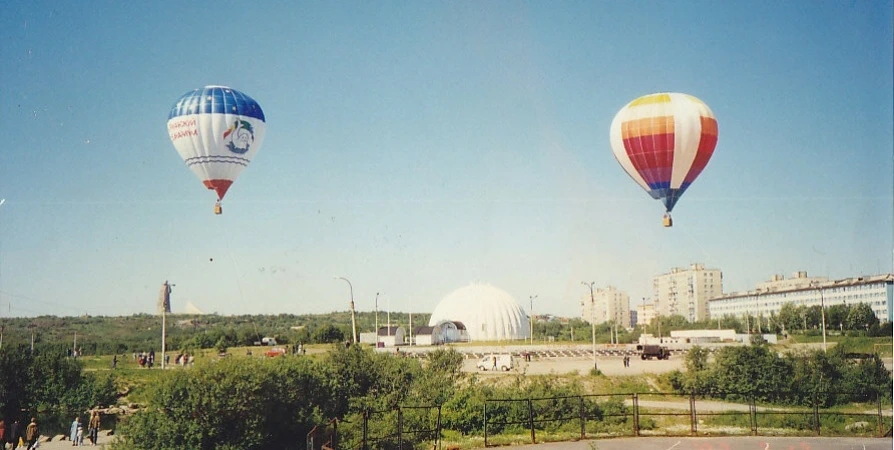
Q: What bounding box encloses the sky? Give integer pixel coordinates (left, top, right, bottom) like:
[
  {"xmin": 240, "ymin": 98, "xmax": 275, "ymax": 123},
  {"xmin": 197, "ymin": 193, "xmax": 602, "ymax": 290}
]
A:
[{"xmin": 1, "ymin": 1, "xmax": 892, "ymax": 319}]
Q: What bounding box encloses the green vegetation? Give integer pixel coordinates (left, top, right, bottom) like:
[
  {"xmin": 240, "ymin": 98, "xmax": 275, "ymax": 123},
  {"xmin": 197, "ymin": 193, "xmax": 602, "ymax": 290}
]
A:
[
  {"xmin": 0, "ymin": 346, "xmax": 117, "ymax": 435},
  {"xmin": 664, "ymin": 342, "xmax": 893, "ymax": 407},
  {"xmin": 0, "ymin": 312, "xmax": 890, "ymax": 448},
  {"xmin": 0, "ymin": 312, "xmax": 430, "ymax": 356}
]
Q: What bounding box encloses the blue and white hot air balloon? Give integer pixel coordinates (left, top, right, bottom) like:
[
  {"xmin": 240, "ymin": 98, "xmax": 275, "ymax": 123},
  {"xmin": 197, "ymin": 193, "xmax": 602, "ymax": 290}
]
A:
[{"xmin": 167, "ymin": 86, "xmax": 266, "ymax": 214}]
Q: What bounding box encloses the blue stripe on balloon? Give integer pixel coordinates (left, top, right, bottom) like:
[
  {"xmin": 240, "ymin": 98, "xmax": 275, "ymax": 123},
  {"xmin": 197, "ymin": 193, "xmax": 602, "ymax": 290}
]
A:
[
  {"xmin": 648, "ymin": 185, "xmax": 691, "ymax": 213},
  {"xmin": 184, "ymin": 155, "xmax": 250, "ymax": 167},
  {"xmin": 168, "ymin": 86, "xmax": 265, "ymax": 121}
]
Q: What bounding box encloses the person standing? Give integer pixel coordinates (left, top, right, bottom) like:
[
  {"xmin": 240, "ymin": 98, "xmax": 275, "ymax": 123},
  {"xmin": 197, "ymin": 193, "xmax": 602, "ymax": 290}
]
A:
[
  {"xmin": 70, "ymin": 416, "xmax": 80, "ymax": 446},
  {"xmin": 88, "ymin": 411, "xmax": 100, "ymax": 446},
  {"xmin": 7, "ymin": 419, "xmax": 19, "ymax": 449},
  {"xmin": 25, "ymin": 417, "xmax": 38, "ymax": 450}
]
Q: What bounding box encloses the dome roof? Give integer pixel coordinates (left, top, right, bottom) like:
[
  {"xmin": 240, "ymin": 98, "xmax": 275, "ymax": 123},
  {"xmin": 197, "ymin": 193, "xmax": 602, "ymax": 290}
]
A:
[{"xmin": 429, "ymin": 283, "xmax": 530, "ymax": 341}]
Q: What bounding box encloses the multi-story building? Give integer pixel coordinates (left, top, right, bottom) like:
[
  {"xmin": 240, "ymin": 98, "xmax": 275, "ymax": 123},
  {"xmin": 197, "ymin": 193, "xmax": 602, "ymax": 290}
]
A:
[
  {"xmin": 652, "ymin": 263, "xmax": 723, "ymax": 322},
  {"xmin": 581, "ymin": 286, "xmax": 630, "ymax": 328},
  {"xmin": 637, "ymin": 302, "xmax": 657, "ymax": 328},
  {"xmin": 709, "ymin": 272, "xmax": 893, "ymax": 324},
  {"xmin": 629, "ymin": 309, "xmax": 638, "ymax": 328}
]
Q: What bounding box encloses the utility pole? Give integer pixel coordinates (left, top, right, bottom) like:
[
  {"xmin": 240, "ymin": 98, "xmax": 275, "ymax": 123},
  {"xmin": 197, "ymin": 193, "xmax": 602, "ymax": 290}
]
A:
[
  {"xmin": 529, "ymin": 295, "xmax": 537, "ymax": 344},
  {"xmin": 28, "ymin": 323, "xmax": 35, "ymax": 353},
  {"xmin": 581, "ymin": 281, "xmax": 597, "ymax": 371},
  {"xmin": 375, "ymin": 292, "xmax": 380, "ymax": 346},
  {"xmin": 819, "ymin": 287, "xmax": 827, "ymax": 353}
]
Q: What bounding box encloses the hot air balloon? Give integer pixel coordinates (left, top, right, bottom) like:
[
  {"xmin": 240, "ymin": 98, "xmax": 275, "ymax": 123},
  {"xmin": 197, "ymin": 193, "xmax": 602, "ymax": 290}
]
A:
[
  {"xmin": 167, "ymin": 86, "xmax": 266, "ymax": 214},
  {"xmin": 609, "ymin": 92, "xmax": 718, "ymax": 227}
]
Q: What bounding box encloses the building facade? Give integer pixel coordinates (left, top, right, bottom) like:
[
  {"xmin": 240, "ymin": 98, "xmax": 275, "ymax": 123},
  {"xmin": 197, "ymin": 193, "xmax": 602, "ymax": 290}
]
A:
[
  {"xmin": 637, "ymin": 302, "xmax": 657, "ymax": 328},
  {"xmin": 581, "ymin": 286, "xmax": 630, "ymax": 328},
  {"xmin": 708, "ymin": 272, "xmax": 893, "ymax": 324},
  {"xmin": 652, "ymin": 263, "xmax": 723, "ymax": 322}
]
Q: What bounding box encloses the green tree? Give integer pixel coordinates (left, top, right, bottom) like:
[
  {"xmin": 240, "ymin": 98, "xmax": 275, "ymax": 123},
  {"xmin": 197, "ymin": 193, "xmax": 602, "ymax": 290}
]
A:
[
  {"xmin": 777, "ymin": 303, "xmax": 801, "ymax": 333},
  {"xmin": 313, "ymin": 324, "xmax": 345, "ymax": 344},
  {"xmin": 113, "ymin": 357, "xmax": 331, "ymax": 450},
  {"xmin": 845, "ymin": 302, "xmax": 878, "ymax": 331},
  {"xmin": 826, "ymin": 304, "xmax": 848, "ymax": 332}
]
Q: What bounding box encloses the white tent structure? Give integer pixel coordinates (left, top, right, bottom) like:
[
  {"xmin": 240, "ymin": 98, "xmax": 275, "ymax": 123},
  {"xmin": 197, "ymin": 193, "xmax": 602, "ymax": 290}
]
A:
[{"xmin": 429, "ymin": 283, "xmax": 530, "ymax": 342}]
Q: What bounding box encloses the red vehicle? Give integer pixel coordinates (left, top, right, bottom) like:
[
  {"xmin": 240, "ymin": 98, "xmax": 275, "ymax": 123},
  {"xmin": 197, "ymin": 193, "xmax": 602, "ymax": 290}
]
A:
[{"xmin": 265, "ymin": 347, "xmax": 287, "ymax": 358}]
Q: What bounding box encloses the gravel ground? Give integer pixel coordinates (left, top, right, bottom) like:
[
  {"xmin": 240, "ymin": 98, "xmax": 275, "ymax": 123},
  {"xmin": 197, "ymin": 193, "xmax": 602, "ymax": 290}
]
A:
[{"xmin": 464, "ymin": 355, "xmax": 686, "ymax": 376}]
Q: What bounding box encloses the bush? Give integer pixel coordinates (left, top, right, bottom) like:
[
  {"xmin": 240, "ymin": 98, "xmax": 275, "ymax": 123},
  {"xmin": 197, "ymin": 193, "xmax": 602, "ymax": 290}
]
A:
[{"xmin": 112, "ymin": 357, "xmax": 331, "ymax": 450}]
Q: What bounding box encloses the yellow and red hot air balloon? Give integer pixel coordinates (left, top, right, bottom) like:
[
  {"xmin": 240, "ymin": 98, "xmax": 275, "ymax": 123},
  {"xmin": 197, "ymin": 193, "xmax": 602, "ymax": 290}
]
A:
[{"xmin": 609, "ymin": 93, "xmax": 718, "ymax": 227}]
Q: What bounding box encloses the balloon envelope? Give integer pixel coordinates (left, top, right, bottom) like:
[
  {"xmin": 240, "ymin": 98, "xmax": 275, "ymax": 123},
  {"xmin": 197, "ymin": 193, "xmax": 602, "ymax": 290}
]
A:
[
  {"xmin": 167, "ymin": 86, "xmax": 266, "ymax": 201},
  {"xmin": 609, "ymin": 92, "xmax": 718, "ymax": 213}
]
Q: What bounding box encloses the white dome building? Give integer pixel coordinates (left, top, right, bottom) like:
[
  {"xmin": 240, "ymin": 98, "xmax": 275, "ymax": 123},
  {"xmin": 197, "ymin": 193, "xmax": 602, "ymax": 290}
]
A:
[{"xmin": 429, "ymin": 283, "xmax": 530, "ymax": 342}]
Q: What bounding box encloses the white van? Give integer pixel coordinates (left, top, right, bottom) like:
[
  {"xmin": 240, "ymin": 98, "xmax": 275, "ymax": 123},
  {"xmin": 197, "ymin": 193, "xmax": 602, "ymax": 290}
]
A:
[{"xmin": 476, "ymin": 354, "xmax": 513, "ymax": 371}]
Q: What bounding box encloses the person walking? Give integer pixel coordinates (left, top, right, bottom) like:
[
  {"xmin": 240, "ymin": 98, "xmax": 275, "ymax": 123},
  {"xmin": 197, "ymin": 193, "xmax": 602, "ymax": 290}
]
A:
[
  {"xmin": 87, "ymin": 411, "xmax": 100, "ymax": 446},
  {"xmin": 24, "ymin": 417, "xmax": 38, "ymax": 450}
]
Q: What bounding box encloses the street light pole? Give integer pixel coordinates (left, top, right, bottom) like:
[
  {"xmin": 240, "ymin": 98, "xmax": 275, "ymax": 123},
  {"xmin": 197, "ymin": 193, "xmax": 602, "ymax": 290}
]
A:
[
  {"xmin": 529, "ymin": 295, "xmax": 537, "ymax": 344},
  {"xmin": 581, "ymin": 281, "xmax": 597, "ymax": 371},
  {"xmin": 335, "ymin": 277, "xmax": 357, "ymax": 344}
]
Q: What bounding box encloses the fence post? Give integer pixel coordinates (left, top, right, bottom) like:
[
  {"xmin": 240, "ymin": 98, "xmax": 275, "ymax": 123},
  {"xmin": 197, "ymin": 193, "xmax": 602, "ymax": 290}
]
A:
[
  {"xmin": 362, "ymin": 410, "xmax": 369, "ymax": 450},
  {"xmin": 306, "ymin": 426, "xmax": 315, "ymax": 450},
  {"xmin": 689, "ymin": 393, "xmax": 697, "ymax": 436},
  {"xmin": 812, "ymin": 392, "xmax": 821, "ymax": 436},
  {"xmin": 333, "ymin": 419, "xmax": 339, "ymax": 450},
  {"xmin": 749, "ymin": 394, "xmax": 757, "ymax": 436},
  {"xmin": 877, "ymin": 391, "xmax": 883, "ymax": 438},
  {"xmin": 528, "ymin": 399, "xmax": 536, "ymax": 444},
  {"xmin": 436, "ymin": 405, "xmax": 443, "ymax": 450},
  {"xmin": 398, "ymin": 407, "xmax": 404, "ymax": 450},
  {"xmin": 330, "ymin": 419, "xmax": 338, "ymax": 450},
  {"xmin": 484, "ymin": 401, "xmax": 488, "ymax": 447},
  {"xmin": 632, "ymin": 393, "xmax": 640, "ymax": 437},
  {"xmin": 579, "ymin": 396, "xmax": 585, "ymax": 439}
]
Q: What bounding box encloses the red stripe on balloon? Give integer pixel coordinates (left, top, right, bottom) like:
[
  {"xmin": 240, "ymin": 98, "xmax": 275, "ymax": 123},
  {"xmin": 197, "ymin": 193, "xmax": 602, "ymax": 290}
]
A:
[{"xmin": 203, "ymin": 179, "xmax": 233, "ymax": 200}]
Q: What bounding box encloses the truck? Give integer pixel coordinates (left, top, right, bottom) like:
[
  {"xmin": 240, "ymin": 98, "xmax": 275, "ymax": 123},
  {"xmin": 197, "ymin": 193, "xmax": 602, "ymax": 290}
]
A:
[
  {"xmin": 636, "ymin": 344, "xmax": 671, "ymax": 360},
  {"xmin": 476, "ymin": 354, "xmax": 514, "ymax": 371}
]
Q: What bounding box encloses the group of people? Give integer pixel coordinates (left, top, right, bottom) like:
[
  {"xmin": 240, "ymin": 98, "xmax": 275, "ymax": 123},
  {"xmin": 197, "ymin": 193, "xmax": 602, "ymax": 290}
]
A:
[
  {"xmin": 68, "ymin": 411, "xmax": 101, "ymax": 446},
  {"xmin": 0, "ymin": 417, "xmax": 40, "ymax": 450},
  {"xmin": 133, "ymin": 350, "xmax": 156, "ymax": 369},
  {"xmin": 622, "ymin": 355, "xmax": 632, "ymax": 367}
]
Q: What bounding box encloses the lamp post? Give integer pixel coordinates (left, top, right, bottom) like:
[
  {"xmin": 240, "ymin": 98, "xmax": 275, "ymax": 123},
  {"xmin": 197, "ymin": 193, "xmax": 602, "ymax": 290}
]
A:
[
  {"xmin": 581, "ymin": 281, "xmax": 597, "ymax": 370},
  {"xmin": 529, "ymin": 295, "xmax": 537, "ymax": 344},
  {"xmin": 335, "ymin": 277, "xmax": 357, "ymax": 344}
]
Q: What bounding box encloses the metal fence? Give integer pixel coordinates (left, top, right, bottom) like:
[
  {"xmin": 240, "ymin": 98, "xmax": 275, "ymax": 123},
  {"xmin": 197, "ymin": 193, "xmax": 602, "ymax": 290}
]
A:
[{"xmin": 310, "ymin": 391, "xmax": 891, "ymax": 450}]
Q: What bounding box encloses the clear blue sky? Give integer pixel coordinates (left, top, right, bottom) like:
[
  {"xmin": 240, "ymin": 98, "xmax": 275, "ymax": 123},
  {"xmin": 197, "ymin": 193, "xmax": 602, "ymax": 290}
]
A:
[{"xmin": 1, "ymin": 1, "xmax": 891, "ymax": 318}]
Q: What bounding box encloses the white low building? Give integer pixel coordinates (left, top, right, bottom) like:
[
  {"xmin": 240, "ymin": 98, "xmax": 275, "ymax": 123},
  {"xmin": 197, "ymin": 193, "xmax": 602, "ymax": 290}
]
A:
[
  {"xmin": 377, "ymin": 326, "xmax": 405, "ymax": 347},
  {"xmin": 412, "ymin": 325, "xmax": 440, "ymax": 346}
]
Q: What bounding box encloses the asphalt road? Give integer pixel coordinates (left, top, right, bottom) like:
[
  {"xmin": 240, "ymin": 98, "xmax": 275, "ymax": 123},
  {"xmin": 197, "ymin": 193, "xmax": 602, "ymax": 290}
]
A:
[
  {"xmin": 29, "ymin": 435, "xmax": 892, "ymax": 450},
  {"xmin": 512, "ymin": 436, "xmax": 892, "ymax": 450}
]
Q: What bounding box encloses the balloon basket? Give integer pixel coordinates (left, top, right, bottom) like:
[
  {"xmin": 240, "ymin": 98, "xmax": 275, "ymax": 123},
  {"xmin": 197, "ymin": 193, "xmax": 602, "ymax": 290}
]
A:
[
  {"xmin": 662, "ymin": 214, "xmax": 673, "ymax": 227},
  {"xmin": 214, "ymin": 203, "xmax": 223, "ymax": 215}
]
